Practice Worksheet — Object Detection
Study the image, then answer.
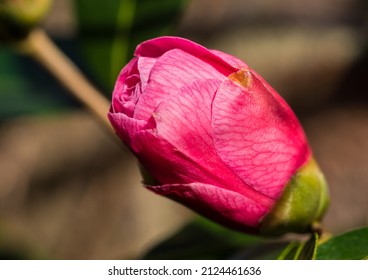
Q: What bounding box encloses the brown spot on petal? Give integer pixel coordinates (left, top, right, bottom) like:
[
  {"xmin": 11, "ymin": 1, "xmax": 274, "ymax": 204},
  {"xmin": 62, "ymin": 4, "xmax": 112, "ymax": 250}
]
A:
[{"xmin": 229, "ymin": 69, "xmax": 252, "ymax": 89}]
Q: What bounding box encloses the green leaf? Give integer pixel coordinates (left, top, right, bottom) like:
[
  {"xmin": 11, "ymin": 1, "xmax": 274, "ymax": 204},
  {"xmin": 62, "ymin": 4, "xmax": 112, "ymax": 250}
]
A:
[
  {"xmin": 143, "ymin": 217, "xmax": 289, "ymax": 260},
  {"xmin": 276, "ymin": 241, "xmax": 302, "ymax": 260},
  {"xmin": 276, "ymin": 232, "xmax": 318, "ymax": 260},
  {"xmin": 297, "ymin": 232, "xmax": 318, "ymax": 259},
  {"xmin": 73, "ymin": 0, "xmax": 187, "ymax": 90},
  {"xmin": 0, "ymin": 49, "xmax": 78, "ymax": 118},
  {"xmin": 316, "ymin": 227, "xmax": 368, "ymax": 260}
]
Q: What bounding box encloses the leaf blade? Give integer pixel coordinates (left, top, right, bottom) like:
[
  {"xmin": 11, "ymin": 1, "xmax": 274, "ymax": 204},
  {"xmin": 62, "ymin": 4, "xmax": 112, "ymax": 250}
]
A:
[{"xmin": 316, "ymin": 227, "xmax": 368, "ymax": 260}]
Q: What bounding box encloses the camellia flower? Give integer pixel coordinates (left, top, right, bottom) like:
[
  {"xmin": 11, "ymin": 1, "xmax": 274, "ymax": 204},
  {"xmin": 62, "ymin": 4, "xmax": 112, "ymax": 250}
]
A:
[{"xmin": 108, "ymin": 36, "xmax": 329, "ymax": 235}]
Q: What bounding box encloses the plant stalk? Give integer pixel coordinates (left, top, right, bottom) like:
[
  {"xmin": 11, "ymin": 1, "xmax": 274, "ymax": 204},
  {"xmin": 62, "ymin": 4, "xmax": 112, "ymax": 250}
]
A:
[{"xmin": 17, "ymin": 28, "xmax": 113, "ymax": 132}]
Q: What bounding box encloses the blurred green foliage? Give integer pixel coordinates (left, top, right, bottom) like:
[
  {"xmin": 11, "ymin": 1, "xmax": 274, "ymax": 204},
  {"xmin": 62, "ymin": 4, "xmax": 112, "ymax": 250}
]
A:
[
  {"xmin": 144, "ymin": 217, "xmax": 288, "ymax": 260},
  {"xmin": 0, "ymin": 0, "xmax": 52, "ymax": 42},
  {"xmin": 317, "ymin": 227, "xmax": 368, "ymax": 260},
  {"xmin": 0, "ymin": 48, "xmax": 79, "ymax": 118},
  {"xmin": 0, "ymin": 0, "xmax": 187, "ymax": 118},
  {"xmin": 73, "ymin": 0, "xmax": 187, "ymax": 90},
  {"xmin": 276, "ymin": 232, "xmax": 318, "ymax": 260},
  {"xmin": 144, "ymin": 217, "xmax": 368, "ymax": 260}
]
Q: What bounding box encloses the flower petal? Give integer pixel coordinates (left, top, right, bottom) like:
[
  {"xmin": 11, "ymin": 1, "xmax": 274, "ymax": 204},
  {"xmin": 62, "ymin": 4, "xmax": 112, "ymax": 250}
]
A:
[
  {"xmin": 131, "ymin": 79, "xmax": 274, "ymax": 208},
  {"xmin": 111, "ymin": 58, "xmax": 139, "ymax": 116},
  {"xmin": 137, "ymin": 57, "xmax": 156, "ymax": 91},
  {"xmin": 154, "ymin": 79, "xmax": 218, "ymax": 144},
  {"xmin": 108, "ymin": 112, "xmax": 149, "ymax": 146},
  {"xmin": 134, "ymin": 49, "xmax": 225, "ymax": 121},
  {"xmin": 135, "ymin": 36, "xmax": 236, "ymax": 76},
  {"xmin": 212, "ymin": 72, "xmax": 311, "ymax": 199},
  {"xmin": 147, "ymin": 182, "xmax": 273, "ymax": 230},
  {"xmin": 153, "ymin": 79, "xmax": 237, "ymax": 186},
  {"xmin": 210, "ymin": 49, "xmax": 248, "ymax": 69},
  {"xmin": 249, "ymin": 67, "xmax": 294, "ymax": 112},
  {"xmin": 131, "ymin": 128, "xmax": 206, "ymax": 184}
]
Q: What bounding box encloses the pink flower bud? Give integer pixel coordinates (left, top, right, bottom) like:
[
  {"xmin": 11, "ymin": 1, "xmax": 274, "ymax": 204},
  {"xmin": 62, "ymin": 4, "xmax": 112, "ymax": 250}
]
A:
[{"xmin": 108, "ymin": 36, "xmax": 329, "ymax": 235}]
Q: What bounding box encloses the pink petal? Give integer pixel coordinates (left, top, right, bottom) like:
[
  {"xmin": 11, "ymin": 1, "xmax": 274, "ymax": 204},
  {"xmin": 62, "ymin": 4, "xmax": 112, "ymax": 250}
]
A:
[
  {"xmin": 131, "ymin": 80, "xmax": 273, "ymax": 208},
  {"xmin": 147, "ymin": 182, "xmax": 274, "ymax": 230},
  {"xmin": 108, "ymin": 112, "xmax": 149, "ymax": 146},
  {"xmin": 111, "ymin": 58, "xmax": 139, "ymax": 116},
  {"xmin": 210, "ymin": 49, "xmax": 248, "ymax": 69},
  {"xmin": 134, "ymin": 49, "xmax": 225, "ymax": 121},
  {"xmin": 154, "ymin": 79, "xmax": 220, "ymax": 154},
  {"xmin": 135, "ymin": 36, "xmax": 236, "ymax": 76},
  {"xmin": 212, "ymin": 72, "xmax": 310, "ymax": 199},
  {"xmin": 153, "ymin": 79, "xmax": 237, "ymax": 187},
  {"xmin": 248, "ymin": 67, "xmax": 295, "ymax": 113},
  {"xmin": 137, "ymin": 57, "xmax": 157, "ymax": 91},
  {"xmin": 130, "ymin": 128, "xmax": 206, "ymax": 184},
  {"xmin": 111, "ymin": 57, "xmax": 156, "ymax": 118}
]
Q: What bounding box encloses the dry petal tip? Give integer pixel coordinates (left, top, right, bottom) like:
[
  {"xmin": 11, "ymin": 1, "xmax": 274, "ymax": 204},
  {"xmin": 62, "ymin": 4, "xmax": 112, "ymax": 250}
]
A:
[{"xmin": 228, "ymin": 69, "xmax": 252, "ymax": 89}]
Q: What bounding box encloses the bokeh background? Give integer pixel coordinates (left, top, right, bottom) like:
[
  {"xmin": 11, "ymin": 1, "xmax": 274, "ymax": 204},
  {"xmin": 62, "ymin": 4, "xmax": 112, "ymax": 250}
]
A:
[{"xmin": 0, "ymin": 0, "xmax": 367, "ymax": 259}]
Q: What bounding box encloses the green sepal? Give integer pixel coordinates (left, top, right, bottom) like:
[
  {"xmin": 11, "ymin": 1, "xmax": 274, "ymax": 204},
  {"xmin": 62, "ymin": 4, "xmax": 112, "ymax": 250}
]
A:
[{"xmin": 260, "ymin": 157, "xmax": 329, "ymax": 235}]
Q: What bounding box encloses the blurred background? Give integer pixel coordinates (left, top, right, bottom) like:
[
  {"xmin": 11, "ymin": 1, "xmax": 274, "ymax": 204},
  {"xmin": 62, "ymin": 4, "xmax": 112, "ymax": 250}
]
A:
[{"xmin": 0, "ymin": 0, "xmax": 367, "ymax": 259}]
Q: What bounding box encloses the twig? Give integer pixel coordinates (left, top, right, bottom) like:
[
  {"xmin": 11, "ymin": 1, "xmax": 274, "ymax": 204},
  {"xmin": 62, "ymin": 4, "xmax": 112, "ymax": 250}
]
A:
[{"xmin": 17, "ymin": 28, "xmax": 113, "ymax": 132}]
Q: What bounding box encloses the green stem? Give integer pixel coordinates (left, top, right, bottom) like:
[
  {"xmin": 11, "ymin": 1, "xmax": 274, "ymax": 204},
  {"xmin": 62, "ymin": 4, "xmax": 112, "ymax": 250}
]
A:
[{"xmin": 16, "ymin": 28, "xmax": 113, "ymax": 133}]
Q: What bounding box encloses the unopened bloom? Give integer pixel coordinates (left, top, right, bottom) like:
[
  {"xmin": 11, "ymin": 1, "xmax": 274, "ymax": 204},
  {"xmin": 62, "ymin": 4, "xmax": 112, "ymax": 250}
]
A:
[
  {"xmin": 108, "ymin": 36, "xmax": 329, "ymax": 235},
  {"xmin": 0, "ymin": 0, "xmax": 51, "ymax": 42}
]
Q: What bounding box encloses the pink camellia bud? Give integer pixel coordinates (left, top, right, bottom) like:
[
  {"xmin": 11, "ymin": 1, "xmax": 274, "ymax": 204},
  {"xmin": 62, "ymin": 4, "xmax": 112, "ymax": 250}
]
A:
[{"xmin": 108, "ymin": 36, "xmax": 329, "ymax": 235}]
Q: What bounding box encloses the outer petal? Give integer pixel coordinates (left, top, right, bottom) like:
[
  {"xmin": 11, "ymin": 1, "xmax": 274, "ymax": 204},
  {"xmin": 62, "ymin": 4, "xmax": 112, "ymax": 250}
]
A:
[
  {"xmin": 152, "ymin": 79, "xmax": 241, "ymax": 188},
  {"xmin": 210, "ymin": 49, "xmax": 248, "ymax": 69},
  {"xmin": 129, "ymin": 80, "xmax": 274, "ymax": 209},
  {"xmin": 212, "ymin": 72, "xmax": 311, "ymax": 199},
  {"xmin": 134, "ymin": 49, "xmax": 225, "ymax": 121},
  {"xmin": 132, "ymin": 130, "xmax": 274, "ymax": 209},
  {"xmin": 108, "ymin": 112, "xmax": 149, "ymax": 146},
  {"xmin": 146, "ymin": 182, "xmax": 274, "ymax": 231},
  {"xmin": 154, "ymin": 79, "xmax": 221, "ymax": 161},
  {"xmin": 248, "ymin": 67, "xmax": 295, "ymax": 113},
  {"xmin": 134, "ymin": 36, "xmax": 237, "ymax": 76},
  {"xmin": 131, "ymin": 128, "xmax": 214, "ymax": 185}
]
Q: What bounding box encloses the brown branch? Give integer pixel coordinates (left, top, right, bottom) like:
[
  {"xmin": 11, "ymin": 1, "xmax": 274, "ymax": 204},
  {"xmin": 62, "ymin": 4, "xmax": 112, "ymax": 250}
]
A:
[{"xmin": 18, "ymin": 28, "xmax": 113, "ymax": 132}]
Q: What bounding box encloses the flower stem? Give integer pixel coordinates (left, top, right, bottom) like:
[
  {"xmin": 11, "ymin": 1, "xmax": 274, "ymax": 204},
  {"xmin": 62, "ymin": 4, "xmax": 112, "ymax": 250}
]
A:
[
  {"xmin": 311, "ymin": 222, "xmax": 333, "ymax": 244},
  {"xmin": 16, "ymin": 28, "xmax": 113, "ymax": 132}
]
